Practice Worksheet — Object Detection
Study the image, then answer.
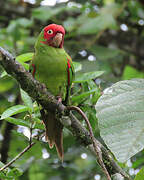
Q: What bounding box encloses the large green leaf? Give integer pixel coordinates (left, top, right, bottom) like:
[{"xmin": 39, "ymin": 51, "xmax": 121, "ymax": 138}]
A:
[
  {"xmin": 96, "ymin": 79, "xmax": 144, "ymax": 162},
  {"xmin": 16, "ymin": 53, "xmax": 33, "ymax": 70},
  {"xmin": 74, "ymin": 71, "xmax": 104, "ymax": 83},
  {"xmin": 20, "ymin": 89, "xmax": 33, "ymax": 112},
  {"xmin": 134, "ymin": 167, "xmax": 144, "ymax": 180},
  {"xmin": 16, "ymin": 53, "xmax": 33, "ymax": 63},
  {"xmin": 1, "ymin": 105, "xmax": 30, "ymax": 120},
  {"xmin": 71, "ymin": 89, "xmax": 96, "ymax": 104},
  {"xmin": 5, "ymin": 117, "xmax": 30, "ymax": 127}
]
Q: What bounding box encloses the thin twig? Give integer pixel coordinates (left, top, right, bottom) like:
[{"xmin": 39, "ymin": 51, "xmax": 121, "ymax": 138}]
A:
[
  {"xmin": 67, "ymin": 106, "xmax": 111, "ymax": 180},
  {"xmin": 0, "ymin": 142, "xmax": 35, "ymax": 172},
  {"xmin": 29, "ymin": 126, "xmax": 33, "ymax": 145},
  {"xmin": 29, "ymin": 114, "xmax": 33, "ymax": 145},
  {"xmin": 0, "ymin": 132, "xmax": 45, "ymax": 172}
]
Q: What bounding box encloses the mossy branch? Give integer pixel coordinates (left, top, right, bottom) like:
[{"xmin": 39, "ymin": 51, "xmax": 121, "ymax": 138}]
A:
[{"xmin": 0, "ymin": 47, "xmax": 131, "ymax": 180}]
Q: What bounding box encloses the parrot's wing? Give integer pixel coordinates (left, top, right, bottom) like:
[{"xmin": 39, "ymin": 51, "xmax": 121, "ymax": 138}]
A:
[
  {"xmin": 64, "ymin": 56, "xmax": 75, "ymax": 105},
  {"xmin": 67, "ymin": 57, "xmax": 74, "ymax": 86}
]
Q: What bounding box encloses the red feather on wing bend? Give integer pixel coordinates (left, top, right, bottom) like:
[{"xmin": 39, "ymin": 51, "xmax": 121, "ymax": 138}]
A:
[
  {"xmin": 32, "ymin": 64, "xmax": 36, "ymax": 77},
  {"xmin": 67, "ymin": 58, "xmax": 71, "ymax": 86}
]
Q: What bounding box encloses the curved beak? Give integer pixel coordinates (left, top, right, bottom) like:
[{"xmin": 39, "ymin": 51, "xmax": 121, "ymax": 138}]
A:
[{"xmin": 53, "ymin": 32, "xmax": 63, "ymax": 48}]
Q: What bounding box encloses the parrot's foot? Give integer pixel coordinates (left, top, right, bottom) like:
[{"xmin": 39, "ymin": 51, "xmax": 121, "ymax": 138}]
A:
[
  {"xmin": 60, "ymin": 116, "xmax": 71, "ymax": 126},
  {"xmin": 40, "ymin": 83, "xmax": 47, "ymax": 91},
  {"xmin": 56, "ymin": 96, "xmax": 62, "ymax": 104}
]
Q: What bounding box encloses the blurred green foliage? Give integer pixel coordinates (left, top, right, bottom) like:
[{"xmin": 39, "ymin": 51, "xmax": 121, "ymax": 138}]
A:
[{"xmin": 0, "ymin": 0, "xmax": 144, "ymax": 179}]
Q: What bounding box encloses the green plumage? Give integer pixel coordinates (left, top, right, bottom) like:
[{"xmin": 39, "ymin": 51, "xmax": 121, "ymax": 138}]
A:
[
  {"xmin": 32, "ymin": 30, "xmax": 74, "ymax": 101},
  {"xmin": 30, "ymin": 26, "xmax": 74, "ymax": 161}
]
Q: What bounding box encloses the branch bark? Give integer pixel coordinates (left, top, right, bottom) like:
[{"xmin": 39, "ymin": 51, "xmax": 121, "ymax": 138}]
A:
[{"xmin": 0, "ymin": 47, "xmax": 131, "ymax": 180}]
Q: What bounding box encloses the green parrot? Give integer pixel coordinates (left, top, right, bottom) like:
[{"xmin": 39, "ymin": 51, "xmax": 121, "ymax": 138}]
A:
[{"xmin": 30, "ymin": 24, "xmax": 74, "ymax": 160}]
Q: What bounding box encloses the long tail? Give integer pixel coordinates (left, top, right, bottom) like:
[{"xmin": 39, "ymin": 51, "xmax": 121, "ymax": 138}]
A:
[{"xmin": 41, "ymin": 110, "xmax": 64, "ymax": 161}]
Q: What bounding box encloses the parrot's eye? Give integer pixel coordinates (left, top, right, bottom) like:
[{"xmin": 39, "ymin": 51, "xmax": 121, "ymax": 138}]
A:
[{"xmin": 47, "ymin": 30, "xmax": 53, "ymax": 34}]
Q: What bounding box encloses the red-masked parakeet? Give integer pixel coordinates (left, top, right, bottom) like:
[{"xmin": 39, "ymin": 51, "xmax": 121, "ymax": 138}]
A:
[{"xmin": 30, "ymin": 24, "xmax": 74, "ymax": 160}]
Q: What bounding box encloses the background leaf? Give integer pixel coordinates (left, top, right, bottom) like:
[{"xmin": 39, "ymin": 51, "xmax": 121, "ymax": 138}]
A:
[
  {"xmin": 20, "ymin": 89, "xmax": 33, "ymax": 112},
  {"xmin": 32, "ymin": 6, "xmax": 65, "ymax": 21},
  {"xmin": 90, "ymin": 45, "xmax": 122, "ymax": 60},
  {"xmin": 73, "ymin": 61, "xmax": 82, "ymax": 72},
  {"xmin": 5, "ymin": 117, "xmax": 30, "ymax": 127},
  {"xmin": 122, "ymin": 66, "xmax": 144, "ymax": 80},
  {"xmin": 71, "ymin": 89, "xmax": 96, "ymax": 104},
  {"xmin": 78, "ymin": 14, "xmax": 117, "ymax": 35},
  {"xmin": 1, "ymin": 105, "xmax": 30, "ymax": 120},
  {"xmin": 16, "ymin": 53, "xmax": 34, "ymax": 63},
  {"xmin": 74, "ymin": 71, "xmax": 104, "ymax": 83}
]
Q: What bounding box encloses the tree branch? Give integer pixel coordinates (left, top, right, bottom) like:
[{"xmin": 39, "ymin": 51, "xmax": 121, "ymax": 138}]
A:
[
  {"xmin": 0, "ymin": 47, "xmax": 131, "ymax": 180},
  {"xmin": 67, "ymin": 106, "xmax": 111, "ymax": 180}
]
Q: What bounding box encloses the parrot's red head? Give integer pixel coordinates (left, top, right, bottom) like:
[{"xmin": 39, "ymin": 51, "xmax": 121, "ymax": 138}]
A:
[{"xmin": 42, "ymin": 24, "xmax": 65, "ymax": 48}]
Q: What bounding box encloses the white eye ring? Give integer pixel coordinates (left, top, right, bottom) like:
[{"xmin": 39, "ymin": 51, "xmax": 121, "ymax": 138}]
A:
[{"xmin": 47, "ymin": 29, "xmax": 53, "ymax": 34}]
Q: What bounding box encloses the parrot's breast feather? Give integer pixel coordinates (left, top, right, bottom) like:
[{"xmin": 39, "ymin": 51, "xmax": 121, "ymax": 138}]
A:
[{"xmin": 32, "ymin": 45, "xmax": 74, "ymax": 101}]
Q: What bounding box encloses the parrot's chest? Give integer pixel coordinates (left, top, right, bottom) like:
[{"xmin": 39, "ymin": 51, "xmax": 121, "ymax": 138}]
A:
[{"xmin": 34, "ymin": 52, "xmax": 67, "ymax": 98}]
